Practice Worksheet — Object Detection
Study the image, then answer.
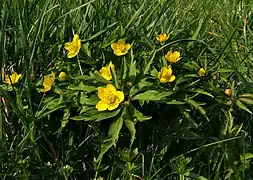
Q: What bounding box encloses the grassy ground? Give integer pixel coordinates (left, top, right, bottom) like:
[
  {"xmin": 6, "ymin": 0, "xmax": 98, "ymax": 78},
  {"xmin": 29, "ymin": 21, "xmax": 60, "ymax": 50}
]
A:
[{"xmin": 1, "ymin": 0, "xmax": 253, "ymax": 179}]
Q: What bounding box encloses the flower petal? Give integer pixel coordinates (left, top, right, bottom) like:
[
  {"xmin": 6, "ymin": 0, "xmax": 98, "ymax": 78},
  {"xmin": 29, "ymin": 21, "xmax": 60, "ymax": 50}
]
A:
[
  {"xmin": 67, "ymin": 51, "xmax": 78, "ymax": 58},
  {"xmin": 73, "ymin": 34, "xmax": 79, "ymax": 43},
  {"xmin": 111, "ymin": 42, "xmax": 118, "ymax": 51},
  {"xmin": 108, "ymin": 102, "xmax": 119, "ymax": 111},
  {"xmin": 125, "ymin": 44, "xmax": 131, "ymax": 51},
  {"xmin": 167, "ymin": 67, "xmax": 172, "ymax": 76},
  {"xmin": 96, "ymin": 100, "xmax": 109, "ymax": 111},
  {"xmin": 98, "ymin": 87, "xmax": 106, "ymax": 100},
  {"xmin": 106, "ymin": 84, "xmax": 117, "ymax": 93},
  {"xmin": 118, "ymin": 39, "xmax": 125, "ymax": 44},
  {"xmin": 64, "ymin": 42, "xmax": 74, "ymax": 51},
  {"xmin": 167, "ymin": 75, "xmax": 176, "ymax": 82},
  {"xmin": 160, "ymin": 77, "xmax": 168, "ymax": 83},
  {"xmin": 113, "ymin": 50, "xmax": 125, "ymax": 56},
  {"xmin": 116, "ymin": 91, "xmax": 124, "ymax": 103}
]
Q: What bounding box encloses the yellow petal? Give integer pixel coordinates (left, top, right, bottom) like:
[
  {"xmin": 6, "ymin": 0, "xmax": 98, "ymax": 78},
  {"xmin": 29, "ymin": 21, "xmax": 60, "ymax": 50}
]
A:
[
  {"xmin": 158, "ymin": 72, "xmax": 161, "ymax": 79},
  {"xmin": 160, "ymin": 77, "xmax": 168, "ymax": 83},
  {"xmin": 108, "ymin": 102, "xmax": 119, "ymax": 111},
  {"xmin": 113, "ymin": 50, "xmax": 125, "ymax": 56},
  {"xmin": 167, "ymin": 75, "xmax": 176, "ymax": 82},
  {"xmin": 100, "ymin": 67, "xmax": 111, "ymax": 80},
  {"xmin": 67, "ymin": 51, "xmax": 78, "ymax": 58},
  {"xmin": 109, "ymin": 61, "xmax": 115, "ymax": 70},
  {"xmin": 125, "ymin": 44, "xmax": 131, "ymax": 51},
  {"xmin": 64, "ymin": 42, "xmax": 74, "ymax": 51},
  {"xmin": 111, "ymin": 42, "xmax": 118, "ymax": 51},
  {"xmin": 115, "ymin": 91, "xmax": 124, "ymax": 103},
  {"xmin": 59, "ymin": 72, "xmax": 67, "ymax": 81},
  {"xmin": 118, "ymin": 39, "xmax": 125, "ymax": 44},
  {"xmin": 73, "ymin": 34, "xmax": 79, "ymax": 43},
  {"xmin": 167, "ymin": 67, "xmax": 172, "ymax": 76},
  {"xmin": 98, "ymin": 87, "xmax": 106, "ymax": 100},
  {"xmin": 198, "ymin": 68, "xmax": 205, "ymax": 76},
  {"xmin": 106, "ymin": 84, "xmax": 117, "ymax": 93},
  {"xmin": 96, "ymin": 100, "xmax": 110, "ymax": 111}
]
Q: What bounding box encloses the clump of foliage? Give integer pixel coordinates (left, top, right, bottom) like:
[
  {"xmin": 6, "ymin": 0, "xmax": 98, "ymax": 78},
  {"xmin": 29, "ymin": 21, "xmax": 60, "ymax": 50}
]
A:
[{"xmin": 0, "ymin": 0, "xmax": 253, "ymax": 179}]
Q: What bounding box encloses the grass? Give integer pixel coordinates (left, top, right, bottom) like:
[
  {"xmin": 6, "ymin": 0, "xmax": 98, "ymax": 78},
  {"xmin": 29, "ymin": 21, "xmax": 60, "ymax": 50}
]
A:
[{"xmin": 0, "ymin": 0, "xmax": 253, "ymax": 179}]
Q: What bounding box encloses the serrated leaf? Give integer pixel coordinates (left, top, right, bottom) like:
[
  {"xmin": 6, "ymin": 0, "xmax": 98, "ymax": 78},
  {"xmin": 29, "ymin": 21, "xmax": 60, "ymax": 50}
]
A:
[
  {"xmin": 236, "ymin": 100, "xmax": 252, "ymax": 114},
  {"xmin": 132, "ymin": 90, "xmax": 173, "ymax": 101},
  {"xmin": 80, "ymin": 93, "xmax": 99, "ymax": 105}
]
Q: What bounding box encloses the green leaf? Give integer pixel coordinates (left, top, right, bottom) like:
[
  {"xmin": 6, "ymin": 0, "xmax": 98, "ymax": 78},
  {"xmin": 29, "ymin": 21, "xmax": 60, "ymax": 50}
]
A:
[
  {"xmin": 166, "ymin": 100, "xmax": 185, "ymax": 105},
  {"xmin": 67, "ymin": 82, "xmax": 97, "ymax": 92},
  {"xmin": 71, "ymin": 75, "xmax": 92, "ymax": 80},
  {"xmin": 80, "ymin": 93, "xmax": 99, "ymax": 105},
  {"xmin": 144, "ymin": 50, "xmax": 156, "ymax": 75},
  {"xmin": 55, "ymin": 109, "xmax": 70, "ymax": 134},
  {"xmin": 110, "ymin": 65, "xmax": 119, "ymax": 89},
  {"xmin": 36, "ymin": 98, "xmax": 65, "ymax": 119},
  {"xmin": 238, "ymin": 98, "xmax": 253, "ymax": 105},
  {"xmin": 239, "ymin": 93, "xmax": 253, "ymax": 99},
  {"xmin": 90, "ymin": 72, "xmax": 111, "ymax": 84},
  {"xmin": 191, "ymin": 88, "xmax": 214, "ymax": 98},
  {"xmin": 86, "ymin": 22, "xmax": 118, "ymax": 41},
  {"xmin": 98, "ymin": 115, "xmax": 123, "ymax": 161},
  {"xmin": 184, "ymin": 171, "xmax": 208, "ymax": 180},
  {"xmin": 129, "ymin": 60, "xmax": 137, "ymax": 78},
  {"xmin": 236, "ymin": 100, "xmax": 252, "ymax": 114},
  {"xmin": 132, "ymin": 90, "xmax": 173, "ymax": 101},
  {"xmin": 124, "ymin": 119, "xmax": 136, "ymax": 145},
  {"xmin": 71, "ymin": 108, "xmax": 121, "ymax": 121},
  {"xmin": 187, "ymin": 99, "xmax": 208, "ymax": 119}
]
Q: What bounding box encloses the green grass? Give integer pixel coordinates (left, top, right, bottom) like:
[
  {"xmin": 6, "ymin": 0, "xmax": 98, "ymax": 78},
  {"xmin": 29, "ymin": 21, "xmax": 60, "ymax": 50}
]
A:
[{"xmin": 0, "ymin": 0, "xmax": 253, "ymax": 179}]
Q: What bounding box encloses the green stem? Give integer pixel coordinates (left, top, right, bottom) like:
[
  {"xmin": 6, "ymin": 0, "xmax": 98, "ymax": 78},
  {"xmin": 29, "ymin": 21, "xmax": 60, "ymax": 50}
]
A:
[
  {"xmin": 179, "ymin": 174, "xmax": 184, "ymax": 180},
  {"xmin": 77, "ymin": 56, "xmax": 83, "ymax": 75}
]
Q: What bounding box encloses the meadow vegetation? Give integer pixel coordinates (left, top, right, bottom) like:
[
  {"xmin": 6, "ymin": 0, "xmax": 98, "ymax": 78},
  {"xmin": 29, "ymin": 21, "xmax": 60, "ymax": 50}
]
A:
[{"xmin": 0, "ymin": 0, "xmax": 253, "ymax": 179}]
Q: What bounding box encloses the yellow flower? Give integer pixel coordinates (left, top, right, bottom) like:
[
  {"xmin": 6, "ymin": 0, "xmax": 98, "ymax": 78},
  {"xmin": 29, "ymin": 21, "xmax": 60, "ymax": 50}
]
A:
[
  {"xmin": 225, "ymin": 89, "xmax": 232, "ymax": 97},
  {"xmin": 156, "ymin": 33, "xmax": 170, "ymax": 43},
  {"xmin": 96, "ymin": 84, "xmax": 124, "ymax": 111},
  {"xmin": 64, "ymin": 34, "xmax": 81, "ymax": 58},
  {"xmin": 99, "ymin": 61, "xmax": 115, "ymax": 81},
  {"xmin": 165, "ymin": 50, "xmax": 181, "ymax": 63},
  {"xmin": 42, "ymin": 72, "xmax": 55, "ymax": 92},
  {"xmin": 198, "ymin": 68, "xmax": 205, "ymax": 77},
  {"xmin": 111, "ymin": 39, "xmax": 131, "ymax": 56},
  {"xmin": 4, "ymin": 72, "xmax": 21, "ymax": 85},
  {"xmin": 158, "ymin": 66, "xmax": 176, "ymax": 83},
  {"xmin": 59, "ymin": 72, "xmax": 67, "ymax": 81}
]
